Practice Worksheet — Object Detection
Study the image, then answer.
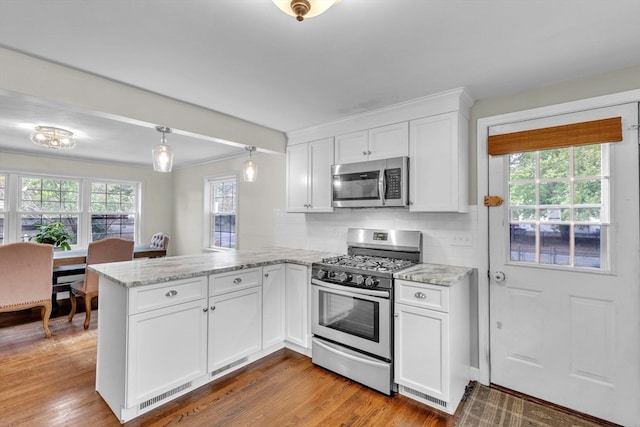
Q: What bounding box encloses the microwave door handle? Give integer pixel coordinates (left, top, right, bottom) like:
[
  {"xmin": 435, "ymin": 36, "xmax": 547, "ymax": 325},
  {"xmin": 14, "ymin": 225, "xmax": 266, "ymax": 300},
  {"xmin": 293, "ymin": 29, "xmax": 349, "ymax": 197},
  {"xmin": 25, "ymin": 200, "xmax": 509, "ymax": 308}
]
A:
[{"xmin": 378, "ymin": 169, "xmax": 385, "ymax": 206}]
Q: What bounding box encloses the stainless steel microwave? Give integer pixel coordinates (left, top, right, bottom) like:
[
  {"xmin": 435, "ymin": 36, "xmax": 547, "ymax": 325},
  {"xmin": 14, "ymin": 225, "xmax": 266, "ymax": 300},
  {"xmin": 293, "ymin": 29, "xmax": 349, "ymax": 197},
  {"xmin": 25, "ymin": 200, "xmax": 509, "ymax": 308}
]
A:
[{"xmin": 331, "ymin": 157, "xmax": 409, "ymax": 208}]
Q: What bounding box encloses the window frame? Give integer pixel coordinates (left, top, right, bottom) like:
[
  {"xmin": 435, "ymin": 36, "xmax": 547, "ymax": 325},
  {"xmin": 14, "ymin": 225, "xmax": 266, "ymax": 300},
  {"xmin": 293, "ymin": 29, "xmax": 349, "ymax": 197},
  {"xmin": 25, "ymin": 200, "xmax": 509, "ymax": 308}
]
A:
[{"xmin": 203, "ymin": 173, "xmax": 238, "ymax": 251}]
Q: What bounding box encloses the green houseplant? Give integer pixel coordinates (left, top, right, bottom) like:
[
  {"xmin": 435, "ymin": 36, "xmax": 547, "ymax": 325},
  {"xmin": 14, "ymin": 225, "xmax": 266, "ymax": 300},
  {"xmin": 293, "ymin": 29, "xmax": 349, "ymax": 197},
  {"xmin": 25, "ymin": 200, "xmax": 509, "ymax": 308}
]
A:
[{"xmin": 32, "ymin": 222, "xmax": 73, "ymax": 250}]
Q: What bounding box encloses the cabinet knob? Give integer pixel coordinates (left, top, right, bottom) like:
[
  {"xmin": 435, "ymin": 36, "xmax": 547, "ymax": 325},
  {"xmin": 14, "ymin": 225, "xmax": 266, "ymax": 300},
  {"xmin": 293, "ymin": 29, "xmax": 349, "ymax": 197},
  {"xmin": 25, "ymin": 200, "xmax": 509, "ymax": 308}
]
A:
[
  {"xmin": 414, "ymin": 292, "xmax": 427, "ymax": 299},
  {"xmin": 211, "ymin": 306, "xmax": 216, "ymax": 311},
  {"xmin": 264, "ymin": 273, "xmax": 270, "ymax": 278},
  {"xmin": 362, "ymin": 151, "xmax": 368, "ymax": 156},
  {"xmin": 202, "ymin": 307, "xmax": 208, "ymax": 312},
  {"xmin": 367, "ymin": 150, "xmax": 372, "ymax": 155},
  {"xmin": 233, "ymin": 277, "xmax": 242, "ymax": 284},
  {"xmin": 165, "ymin": 290, "xmax": 178, "ymax": 297}
]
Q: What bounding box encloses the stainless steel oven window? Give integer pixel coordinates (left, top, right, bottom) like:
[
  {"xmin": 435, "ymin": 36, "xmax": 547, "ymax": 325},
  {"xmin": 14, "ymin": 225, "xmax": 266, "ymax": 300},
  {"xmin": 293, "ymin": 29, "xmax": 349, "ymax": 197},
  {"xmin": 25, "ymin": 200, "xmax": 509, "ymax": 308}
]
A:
[{"xmin": 318, "ymin": 289, "xmax": 380, "ymax": 342}]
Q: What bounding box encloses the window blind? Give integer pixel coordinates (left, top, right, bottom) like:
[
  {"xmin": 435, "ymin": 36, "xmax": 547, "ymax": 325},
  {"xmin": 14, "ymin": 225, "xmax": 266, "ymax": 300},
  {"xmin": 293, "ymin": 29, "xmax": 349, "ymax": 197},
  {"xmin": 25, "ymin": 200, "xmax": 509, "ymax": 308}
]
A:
[{"xmin": 488, "ymin": 116, "xmax": 622, "ymax": 155}]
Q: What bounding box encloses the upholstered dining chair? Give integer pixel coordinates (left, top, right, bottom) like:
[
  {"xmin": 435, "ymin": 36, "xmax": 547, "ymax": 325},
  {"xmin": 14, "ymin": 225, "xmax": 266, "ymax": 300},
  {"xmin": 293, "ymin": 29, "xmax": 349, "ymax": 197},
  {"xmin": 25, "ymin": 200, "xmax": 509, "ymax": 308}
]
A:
[
  {"xmin": 0, "ymin": 242, "xmax": 54, "ymax": 337},
  {"xmin": 68, "ymin": 238, "xmax": 134, "ymax": 329},
  {"xmin": 150, "ymin": 232, "xmax": 170, "ymax": 250}
]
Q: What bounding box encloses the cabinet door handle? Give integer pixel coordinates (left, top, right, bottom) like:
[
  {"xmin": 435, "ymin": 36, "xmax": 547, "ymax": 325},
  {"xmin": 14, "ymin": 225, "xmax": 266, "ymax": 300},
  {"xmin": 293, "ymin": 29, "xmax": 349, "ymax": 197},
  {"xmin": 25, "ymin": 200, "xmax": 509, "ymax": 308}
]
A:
[
  {"xmin": 264, "ymin": 273, "xmax": 270, "ymax": 278},
  {"xmin": 165, "ymin": 290, "xmax": 178, "ymax": 297},
  {"xmin": 233, "ymin": 277, "xmax": 242, "ymax": 284},
  {"xmin": 202, "ymin": 307, "xmax": 208, "ymax": 312},
  {"xmin": 211, "ymin": 306, "xmax": 216, "ymax": 311},
  {"xmin": 414, "ymin": 292, "xmax": 427, "ymax": 299}
]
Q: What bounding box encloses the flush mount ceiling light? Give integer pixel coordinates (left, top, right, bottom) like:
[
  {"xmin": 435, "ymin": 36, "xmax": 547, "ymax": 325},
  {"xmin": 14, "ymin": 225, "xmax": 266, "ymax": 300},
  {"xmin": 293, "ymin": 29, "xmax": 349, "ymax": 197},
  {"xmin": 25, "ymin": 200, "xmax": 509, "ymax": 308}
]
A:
[
  {"xmin": 152, "ymin": 126, "xmax": 174, "ymax": 173},
  {"xmin": 30, "ymin": 126, "xmax": 76, "ymax": 150},
  {"xmin": 273, "ymin": 0, "xmax": 341, "ymax": 22},
  {"xmin": 243, "ymin": 146, "xmax": 258, "ymax": 182}
]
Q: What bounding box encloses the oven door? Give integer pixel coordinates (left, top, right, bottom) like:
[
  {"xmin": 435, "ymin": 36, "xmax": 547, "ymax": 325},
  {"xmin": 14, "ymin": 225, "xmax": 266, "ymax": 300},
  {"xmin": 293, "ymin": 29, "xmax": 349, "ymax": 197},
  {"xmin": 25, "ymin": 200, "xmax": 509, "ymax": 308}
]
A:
[{"xmin": 311, "ymin": 278, "xmax": 391, "ymax": 360}]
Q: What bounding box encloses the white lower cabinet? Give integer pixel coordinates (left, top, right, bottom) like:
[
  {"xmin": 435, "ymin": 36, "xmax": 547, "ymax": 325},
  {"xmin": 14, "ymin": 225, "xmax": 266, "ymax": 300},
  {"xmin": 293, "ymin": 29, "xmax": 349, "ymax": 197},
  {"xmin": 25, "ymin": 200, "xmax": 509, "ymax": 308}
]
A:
[
  {"xmin": 96, "ymin": 276, "xmax": 209, "ymax": 423},
  {"xmin": 208, "ymin": 268, "xmax": 263, "ymax": 374},
  {"xmin": 394, "ymin": 278, "xmax": 470, "ymax": 414},
  {"xmin": 262, "ymin": 264, "xmax": 286, "ymax": 349},
  {"xmin": 127, "ymin": 298, "xmax": 208, "ymax": 407},
  {"xmin": 96, "ymin": 263, "xmax": 311, "ymax": 423},
  {"xmin": 284, "ymin": 263, "xmax": 309, "ymax": 349}
]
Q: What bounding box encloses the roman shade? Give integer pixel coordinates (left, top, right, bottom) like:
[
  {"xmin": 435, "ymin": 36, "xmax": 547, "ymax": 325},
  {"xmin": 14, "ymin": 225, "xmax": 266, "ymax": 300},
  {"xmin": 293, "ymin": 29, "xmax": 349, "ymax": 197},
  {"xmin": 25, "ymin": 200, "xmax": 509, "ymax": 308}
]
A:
[{"xmin": 488, "ymin": 116, "xmax": 622, "ymax": 155}]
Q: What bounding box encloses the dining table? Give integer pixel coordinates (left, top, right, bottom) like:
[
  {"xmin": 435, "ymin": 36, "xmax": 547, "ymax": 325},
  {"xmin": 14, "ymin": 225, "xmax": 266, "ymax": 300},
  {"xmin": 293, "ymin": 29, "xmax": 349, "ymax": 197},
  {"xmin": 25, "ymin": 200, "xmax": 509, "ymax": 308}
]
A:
[
  {"xmin": 51, "ymin": 245, "xmax": 167, "ymax": 312},
  {"xmin": 53, "ymin": 245, "xmax": 166, "ymax": 268}
]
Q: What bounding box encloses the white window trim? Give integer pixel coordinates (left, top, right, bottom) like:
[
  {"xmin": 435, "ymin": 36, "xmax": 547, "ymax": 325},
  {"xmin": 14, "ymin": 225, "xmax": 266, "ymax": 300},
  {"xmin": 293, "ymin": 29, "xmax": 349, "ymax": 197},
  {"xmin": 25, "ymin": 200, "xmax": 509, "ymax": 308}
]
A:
[{"xmin": 203, "ymin": 173, "xmax": 239, "ymax": 252}]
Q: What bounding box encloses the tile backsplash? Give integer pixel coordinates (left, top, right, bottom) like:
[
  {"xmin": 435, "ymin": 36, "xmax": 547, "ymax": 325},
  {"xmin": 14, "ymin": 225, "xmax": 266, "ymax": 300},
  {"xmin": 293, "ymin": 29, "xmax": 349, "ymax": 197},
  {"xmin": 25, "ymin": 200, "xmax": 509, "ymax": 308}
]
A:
[{"xmin": 273, "ymin": 206, "xmax": 479, "ymax": 268}]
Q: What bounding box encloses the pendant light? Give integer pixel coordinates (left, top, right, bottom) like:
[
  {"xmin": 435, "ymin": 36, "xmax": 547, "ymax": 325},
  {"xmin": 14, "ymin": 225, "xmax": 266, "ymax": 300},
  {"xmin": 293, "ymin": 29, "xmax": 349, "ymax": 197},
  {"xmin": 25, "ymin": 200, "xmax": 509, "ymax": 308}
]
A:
[
  {"xmin": 273, "ymin": 0, "xmax": 341, "ymax": 22},
  {"xmin": 243, "ymin": 146, "xmax": 258, "ymax": 182},
  {"xmin": 152, "ymin": 126, "xmax": 174, "ymax": 173}
]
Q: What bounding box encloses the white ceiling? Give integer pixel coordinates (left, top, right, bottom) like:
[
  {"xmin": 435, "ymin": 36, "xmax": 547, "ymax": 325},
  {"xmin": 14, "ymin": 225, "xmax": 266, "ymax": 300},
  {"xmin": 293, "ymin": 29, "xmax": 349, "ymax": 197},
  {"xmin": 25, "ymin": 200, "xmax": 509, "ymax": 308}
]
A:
[{"xmin": 1, "ymin": 0, "xmax": 639, "ymax": 168}]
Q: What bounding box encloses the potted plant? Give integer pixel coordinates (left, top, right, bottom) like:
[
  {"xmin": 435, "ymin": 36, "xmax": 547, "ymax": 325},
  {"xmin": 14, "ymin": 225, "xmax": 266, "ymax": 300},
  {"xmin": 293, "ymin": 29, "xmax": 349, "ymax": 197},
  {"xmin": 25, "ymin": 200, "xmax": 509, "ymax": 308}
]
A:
[{"xmin": 32, "ymin": 222, "xmax": 73, "ymax": 250}]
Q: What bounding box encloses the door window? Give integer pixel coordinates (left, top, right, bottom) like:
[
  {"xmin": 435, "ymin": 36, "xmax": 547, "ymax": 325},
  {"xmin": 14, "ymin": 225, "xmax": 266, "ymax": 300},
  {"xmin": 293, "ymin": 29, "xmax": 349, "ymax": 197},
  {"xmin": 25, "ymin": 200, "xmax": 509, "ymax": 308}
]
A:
[{"xmin": 508, "ymin": 144, "xmax": 609, "ymax": 269}]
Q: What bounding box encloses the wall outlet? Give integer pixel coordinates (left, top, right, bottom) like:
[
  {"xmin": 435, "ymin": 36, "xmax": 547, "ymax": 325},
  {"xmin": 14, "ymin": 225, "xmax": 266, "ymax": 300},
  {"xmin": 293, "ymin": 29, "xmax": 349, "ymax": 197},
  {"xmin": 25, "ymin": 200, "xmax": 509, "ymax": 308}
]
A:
[{"xmin": 451, "ymin": 233, "xmax": 473, "ymax": 247}]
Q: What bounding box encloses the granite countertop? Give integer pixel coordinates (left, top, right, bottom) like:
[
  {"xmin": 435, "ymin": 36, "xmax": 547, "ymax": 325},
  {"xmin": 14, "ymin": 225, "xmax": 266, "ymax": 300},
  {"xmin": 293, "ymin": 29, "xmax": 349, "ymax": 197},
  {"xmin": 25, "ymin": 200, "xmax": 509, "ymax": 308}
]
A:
[
  {"xmin": 393, "ymin": 263, "xmax": 473, "ymax": 286},
  {"xmin": 89, "ymin": 247, "xmax": 336, "ymax": 288}
]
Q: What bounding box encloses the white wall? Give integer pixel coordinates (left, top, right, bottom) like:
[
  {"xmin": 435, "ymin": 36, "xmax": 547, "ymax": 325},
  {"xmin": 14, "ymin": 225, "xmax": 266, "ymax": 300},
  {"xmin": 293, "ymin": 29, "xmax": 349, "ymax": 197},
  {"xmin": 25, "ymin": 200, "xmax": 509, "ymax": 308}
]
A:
[
  {"xmin": 172, "ymin": 151, "xmax": 286, "ymax": 255},
  {"xmin": 0, "ymin": 151, "xmax": 173, "ymax": 250}
]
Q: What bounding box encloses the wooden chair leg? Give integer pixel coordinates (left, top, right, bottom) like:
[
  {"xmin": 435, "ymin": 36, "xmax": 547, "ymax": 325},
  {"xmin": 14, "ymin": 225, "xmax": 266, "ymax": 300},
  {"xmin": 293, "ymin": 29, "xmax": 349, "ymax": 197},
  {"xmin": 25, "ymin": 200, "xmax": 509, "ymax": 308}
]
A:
[
  {"xmin": 68, "ymin": 291, "xmax": 77, "ymax": 323},
  {"xmin": 41, "ymin": 301, "xmax": 52, "ymax": 338},
  {"xmin": 83, "ymin": 294, "xmax": 92, "ymax": 329}
]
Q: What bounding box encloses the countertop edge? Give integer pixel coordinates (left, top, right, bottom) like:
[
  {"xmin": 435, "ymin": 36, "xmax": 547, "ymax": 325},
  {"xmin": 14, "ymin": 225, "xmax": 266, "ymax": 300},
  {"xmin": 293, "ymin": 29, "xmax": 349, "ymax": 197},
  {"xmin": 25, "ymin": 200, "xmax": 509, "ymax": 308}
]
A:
[{"xmin": 393, "ymin": 263, "xmax": 474, "ymax": 286}]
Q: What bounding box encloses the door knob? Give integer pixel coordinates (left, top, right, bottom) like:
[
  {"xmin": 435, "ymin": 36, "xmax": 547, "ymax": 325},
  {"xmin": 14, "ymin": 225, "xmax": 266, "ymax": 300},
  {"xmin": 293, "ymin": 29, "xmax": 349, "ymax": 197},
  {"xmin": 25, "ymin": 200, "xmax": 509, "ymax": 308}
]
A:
[{"xmin": 493, "ymin": 271, "xmax": 506, "ymax": 282}]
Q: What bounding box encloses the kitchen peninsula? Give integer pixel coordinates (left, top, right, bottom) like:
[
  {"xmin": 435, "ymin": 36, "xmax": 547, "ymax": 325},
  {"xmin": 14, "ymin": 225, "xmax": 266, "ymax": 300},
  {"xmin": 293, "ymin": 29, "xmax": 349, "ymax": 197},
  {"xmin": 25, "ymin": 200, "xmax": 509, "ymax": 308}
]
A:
[{"xmin": 90, "ymin": 247, "xmax": 335, "ymax": 423}]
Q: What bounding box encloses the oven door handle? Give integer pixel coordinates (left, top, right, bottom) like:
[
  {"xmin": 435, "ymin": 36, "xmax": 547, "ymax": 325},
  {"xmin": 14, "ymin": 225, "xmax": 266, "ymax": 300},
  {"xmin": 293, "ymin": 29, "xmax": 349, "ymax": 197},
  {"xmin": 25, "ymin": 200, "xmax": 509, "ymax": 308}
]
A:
[{"xmin": 311, "ymin": 278, "xmax": 390, "ymax": 298}]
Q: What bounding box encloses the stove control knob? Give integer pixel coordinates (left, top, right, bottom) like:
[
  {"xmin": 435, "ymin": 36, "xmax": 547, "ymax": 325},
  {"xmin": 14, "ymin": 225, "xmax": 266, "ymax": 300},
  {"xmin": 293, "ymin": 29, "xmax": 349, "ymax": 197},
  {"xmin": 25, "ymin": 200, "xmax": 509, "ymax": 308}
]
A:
[
  {"xmin": 353, "ymin": 274, "xmax": 365, "ymax": 285},
  {"xmin": 336, "ymin": 272, "xmax": 352, "ymax": 283},
  {"xmin": 364, "ymin": 276, "xmax": 379, "ymax": 287},
  {"xmin": 315, "ymin": 269, "xmax": 327, "ymax": 280}
]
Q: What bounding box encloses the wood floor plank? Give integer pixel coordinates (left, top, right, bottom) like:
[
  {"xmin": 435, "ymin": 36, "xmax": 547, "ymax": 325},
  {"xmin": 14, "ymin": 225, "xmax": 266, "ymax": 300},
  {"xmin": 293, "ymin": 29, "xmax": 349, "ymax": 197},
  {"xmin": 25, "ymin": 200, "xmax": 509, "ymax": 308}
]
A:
[{"xmin": 1, "ymin": 304, "xmax": 455, "ymax": 427}]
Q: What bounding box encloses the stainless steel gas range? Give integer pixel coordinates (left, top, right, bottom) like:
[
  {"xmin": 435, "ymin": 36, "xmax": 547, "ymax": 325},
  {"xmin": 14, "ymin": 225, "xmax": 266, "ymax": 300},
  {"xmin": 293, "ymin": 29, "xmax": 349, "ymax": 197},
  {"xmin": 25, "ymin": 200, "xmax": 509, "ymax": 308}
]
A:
[{"xmin": 311, "ymin": 228, "xmax": 422, "ymax": 395}]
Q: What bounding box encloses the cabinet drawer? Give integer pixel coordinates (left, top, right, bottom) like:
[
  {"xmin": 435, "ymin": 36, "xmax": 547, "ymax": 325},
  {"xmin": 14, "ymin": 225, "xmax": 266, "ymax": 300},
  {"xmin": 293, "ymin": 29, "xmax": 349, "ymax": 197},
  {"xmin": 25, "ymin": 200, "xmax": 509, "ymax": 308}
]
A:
[
  {"xmin": 210, "ymin": 267, "xmax": 262, "ymax": 295},
  {"xmin": 129, "ymin": 276, "xmax": 208, "ymax": 314},
  {"xmin": 395, "ymin": 280, "xmax": 449, "ymax": 312}
]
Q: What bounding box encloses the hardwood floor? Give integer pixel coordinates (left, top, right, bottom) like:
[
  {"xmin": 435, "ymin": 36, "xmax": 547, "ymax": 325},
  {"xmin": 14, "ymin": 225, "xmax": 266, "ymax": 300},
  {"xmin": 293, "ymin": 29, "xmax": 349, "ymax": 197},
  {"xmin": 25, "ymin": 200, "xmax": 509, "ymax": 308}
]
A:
[{"xmin": 0, "ymin": 303, "xmax": 456, "ymax": 427}]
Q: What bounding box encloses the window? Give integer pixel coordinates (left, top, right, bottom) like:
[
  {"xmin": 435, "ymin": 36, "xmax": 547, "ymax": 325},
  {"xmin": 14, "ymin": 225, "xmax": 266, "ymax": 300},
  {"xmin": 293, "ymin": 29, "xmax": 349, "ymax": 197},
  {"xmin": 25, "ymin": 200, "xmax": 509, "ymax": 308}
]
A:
[
  {"xmin": 0, "ymin": 172, "xmax": 140, "ymax": 246},
  {"xmin": 90, "ymin": 182, "xmax": 137, "ymax": 241},
  {"xmin": 508, "ymin": 144, "xmax": 609, "ymax": 268},
  {"xmin": 19, "ymin": 176, "xmax": 80, "ymax": 245},
  {"xmin": 206, "ymin": 176, "xmax": 237, "ymax": 249}
]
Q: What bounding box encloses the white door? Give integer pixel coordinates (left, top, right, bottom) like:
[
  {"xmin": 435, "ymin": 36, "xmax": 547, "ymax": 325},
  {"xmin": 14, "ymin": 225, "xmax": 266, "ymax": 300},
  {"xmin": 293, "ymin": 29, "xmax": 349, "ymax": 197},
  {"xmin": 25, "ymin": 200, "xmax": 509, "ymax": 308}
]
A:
[{"xmin": 489, "ymin": 103, "xmax": 640, "ymax": 426}]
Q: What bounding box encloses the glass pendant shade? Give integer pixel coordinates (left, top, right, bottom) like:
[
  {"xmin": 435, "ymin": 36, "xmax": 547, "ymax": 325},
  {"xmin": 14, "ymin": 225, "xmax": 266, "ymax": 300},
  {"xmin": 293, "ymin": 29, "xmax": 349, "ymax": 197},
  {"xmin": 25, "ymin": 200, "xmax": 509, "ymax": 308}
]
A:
[
  {"xmin": 31, "ymin": 126, "xmax": 76, "ymax": 150},
  {"xmin": 243, "ymin": 146, "xmax": 258, "ymax": 182},
  {"xmin": 273, "ymin": 0, "xmax": 340, "ymax": 21},
  {"xmin": 152, "ymin": 126, "xmax": 174, "ymax": 173},
  {"xmin": 152, "ymin": 143, "xmax": 174, "ymax": 172},
  {"xmin": 243, "ymin": 159, "xmax": 258, "ymax": 182}
]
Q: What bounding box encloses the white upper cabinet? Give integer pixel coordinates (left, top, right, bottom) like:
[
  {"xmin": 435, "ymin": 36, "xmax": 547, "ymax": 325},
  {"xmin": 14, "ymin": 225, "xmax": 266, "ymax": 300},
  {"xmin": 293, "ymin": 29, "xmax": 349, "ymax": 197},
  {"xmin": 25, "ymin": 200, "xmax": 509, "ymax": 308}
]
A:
[
  {"xmin": 409, "ymin": 111, "xmax": 469, "ymax": 213},
  {"xmin": 335, "ymin": 122, "xmax": 408, "ymax": 164},
  {"xmin": 286, "ymin": 137, "xmax": 334, "ymax": 213}
]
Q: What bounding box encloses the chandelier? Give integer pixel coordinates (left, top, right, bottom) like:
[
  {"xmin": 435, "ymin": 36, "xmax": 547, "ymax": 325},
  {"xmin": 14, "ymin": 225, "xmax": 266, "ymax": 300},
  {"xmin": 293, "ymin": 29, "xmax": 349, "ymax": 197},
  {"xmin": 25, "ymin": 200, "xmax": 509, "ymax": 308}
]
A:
[
  {"xmin": 273, "ymin": 0, "xmax": 341, "ymax": 22},
  {"xmin": 152, "ymin": 126, "xmax": 174, "ymax": 173},
  {"xmin": 31, "ymin": 126, "xmax": 76, "ymax": 150}
]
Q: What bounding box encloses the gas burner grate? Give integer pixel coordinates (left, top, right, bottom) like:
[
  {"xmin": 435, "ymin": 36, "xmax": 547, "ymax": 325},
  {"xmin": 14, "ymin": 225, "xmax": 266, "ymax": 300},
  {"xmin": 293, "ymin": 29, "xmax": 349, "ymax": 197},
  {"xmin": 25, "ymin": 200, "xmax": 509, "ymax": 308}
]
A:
[{"xmin": 320, "ymin": 255, "xmax": 415, "ymax": 273}]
